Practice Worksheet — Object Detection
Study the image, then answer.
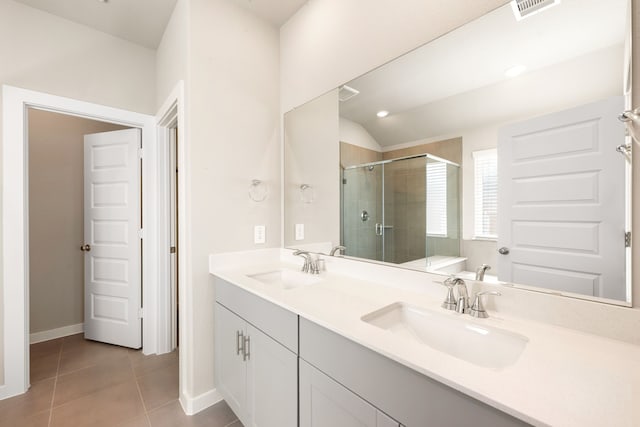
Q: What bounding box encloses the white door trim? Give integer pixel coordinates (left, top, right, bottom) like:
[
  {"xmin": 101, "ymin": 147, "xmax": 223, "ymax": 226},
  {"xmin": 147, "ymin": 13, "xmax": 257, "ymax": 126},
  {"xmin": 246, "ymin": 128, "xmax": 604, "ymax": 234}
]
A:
[
  {"xmin": 1, "ymin": 85, "xmax": 158, "ymax": 399},
  {"xmin": 154, "ymin": 81, "xmax": 192, "ymax": 412}
]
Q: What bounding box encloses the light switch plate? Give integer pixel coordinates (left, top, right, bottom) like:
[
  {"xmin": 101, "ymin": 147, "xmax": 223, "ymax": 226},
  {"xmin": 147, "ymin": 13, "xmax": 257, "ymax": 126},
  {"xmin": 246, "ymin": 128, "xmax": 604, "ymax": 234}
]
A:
[
  {"xmin": 254, "ymin": 225, "xmax": 266, "ymax": 244},
  {"xmin": 295, "ymin": 223, "xmax": 304, "ymax": 241}
]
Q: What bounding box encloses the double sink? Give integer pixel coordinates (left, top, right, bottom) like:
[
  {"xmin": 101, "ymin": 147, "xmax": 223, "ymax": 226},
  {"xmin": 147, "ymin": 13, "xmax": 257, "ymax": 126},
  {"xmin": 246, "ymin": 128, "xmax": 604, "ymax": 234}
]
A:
[{"xmin": 247, "ymin": 267, "xmax": 528, "ymax": 369}]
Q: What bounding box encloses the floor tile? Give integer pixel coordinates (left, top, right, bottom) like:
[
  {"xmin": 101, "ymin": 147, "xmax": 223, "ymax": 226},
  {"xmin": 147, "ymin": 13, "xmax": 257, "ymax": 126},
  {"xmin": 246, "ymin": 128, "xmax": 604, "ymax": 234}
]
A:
[
  {"xmin": 53, "ymin": 354, "xmax": 134, "ymax": 407},
  {"xmin": 148, "ymin": 400, "xmax": 238, "ymax": 427},
  {"xmin": 30, "ymin": 351, "xmax": 59, "ymax": 383},
  {"xmin": 50, "ymin": 380, "xmax": 146, "ymax": 427},
  {"xmin": 116, "ymin": 415, "xmax": 152, "ymax": 427},
  {"xmin": 30, "ymin": 338, "xmax": 63, "ymax": 359},
  {"xmin": 58, "ymin": 341, "xmax": 128, "ymax": 375},
  {"xmin": 60, "ymin": 333, "xmax": 93, "ymax": 353},
  {"xmin": 0, "ymin": 409, "xmax": 50, "ymax": 427},
  {"xmin": 136, "ymin": 365, "xmax": 179, "ymax": 410},
  {"xmin": 130, "ymin": 350, "xmax": 178, "ymax": 378},
  {"xmin": 0, "ymin": 378, "xmax": 55, "ymax": 422}
]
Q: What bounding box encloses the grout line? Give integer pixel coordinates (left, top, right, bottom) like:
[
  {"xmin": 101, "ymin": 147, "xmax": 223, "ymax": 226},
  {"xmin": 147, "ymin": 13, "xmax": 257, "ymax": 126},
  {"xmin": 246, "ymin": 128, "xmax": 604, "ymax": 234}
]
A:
[
  {"xmin": 128, "ymin": 350, "xmax": 153, "ymax": 427},
  {"xmin": 47, "ymin": 343, "xmax": 63, "ymax": 427}
]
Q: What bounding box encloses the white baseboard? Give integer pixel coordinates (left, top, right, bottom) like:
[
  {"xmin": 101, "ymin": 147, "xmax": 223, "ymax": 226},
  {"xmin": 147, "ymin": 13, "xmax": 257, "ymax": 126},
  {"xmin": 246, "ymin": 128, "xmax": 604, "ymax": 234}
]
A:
[
  {"xmin": 29, "ymin": 323, "xmax": 84, "ymax": 344},
  {"xmin": 179, "ymin": 388, "xmax": 224, "ymax": 415}
]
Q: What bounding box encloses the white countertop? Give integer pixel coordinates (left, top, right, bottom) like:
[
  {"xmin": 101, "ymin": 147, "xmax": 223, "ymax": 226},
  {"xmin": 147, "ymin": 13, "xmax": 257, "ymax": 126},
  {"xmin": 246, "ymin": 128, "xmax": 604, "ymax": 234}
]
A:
[{"xmin": 209, "ymin": 249, "xmax": 640, "ymax": 427}]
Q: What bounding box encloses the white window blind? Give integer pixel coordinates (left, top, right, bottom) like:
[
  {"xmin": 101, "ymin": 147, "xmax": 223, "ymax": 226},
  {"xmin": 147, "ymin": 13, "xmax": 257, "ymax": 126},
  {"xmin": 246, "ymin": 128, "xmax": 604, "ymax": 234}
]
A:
[
  {"xmin": 473, "ymin": 149, "xmax": 498, "ymax": 239},
  {"xmin": 426, "ymin": 162, "xmax": 447, "ymax": 236}
]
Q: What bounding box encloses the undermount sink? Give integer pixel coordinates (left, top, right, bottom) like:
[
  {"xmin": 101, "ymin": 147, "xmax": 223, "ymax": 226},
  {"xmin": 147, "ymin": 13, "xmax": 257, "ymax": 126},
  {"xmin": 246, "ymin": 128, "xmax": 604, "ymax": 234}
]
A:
[
  {"xmin": 362, "ymin": 302, "xmax": 528, "ymax": 369},
  {"xmin": 248, "ymin": 268, "xmax": 323, "ymax": 290}
]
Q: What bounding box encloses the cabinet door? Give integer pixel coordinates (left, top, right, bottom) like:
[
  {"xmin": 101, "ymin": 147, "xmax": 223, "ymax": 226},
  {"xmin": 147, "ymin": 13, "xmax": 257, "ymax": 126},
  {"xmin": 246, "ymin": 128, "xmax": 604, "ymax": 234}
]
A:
[
  {"xmin": 214, "ymin": 303, "xmax": 247, "ymax": 421},
  {"xmin": 377, "ymin": 411, "xmax": 400, "ymax": 427},
  {"xmin": 300, "ymin": 360, "xmax": 377, "ymax": 427},
  {"xmin": 246, "ymin": 324, "xmax": 297, "ymax": 427}
]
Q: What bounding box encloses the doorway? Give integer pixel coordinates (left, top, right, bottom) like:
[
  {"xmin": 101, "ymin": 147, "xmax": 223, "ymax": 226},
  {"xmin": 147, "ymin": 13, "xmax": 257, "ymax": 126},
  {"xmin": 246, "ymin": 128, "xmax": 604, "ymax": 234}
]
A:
[
  {"xmin": 1, "ymin": 85, "xmax": 170, "ymax": 399},
  {"xmin": 27, "ymin": 108, "xmax": 144, "ymax": 385}
]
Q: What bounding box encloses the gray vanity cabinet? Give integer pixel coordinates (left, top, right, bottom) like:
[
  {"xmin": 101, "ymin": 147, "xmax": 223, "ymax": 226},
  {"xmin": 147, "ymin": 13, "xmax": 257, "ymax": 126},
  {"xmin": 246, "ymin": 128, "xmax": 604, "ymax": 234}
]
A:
[
  {"xmin": 300, "ymin": 359, "xmax": 401, "ymax": 427},
  {"xmin": 300, "ymin": 319, "xmax": 530, "ymax": 427},
  {"xmin": 214, "ymin": 277, "xmax": 298, "ymax": 427}
]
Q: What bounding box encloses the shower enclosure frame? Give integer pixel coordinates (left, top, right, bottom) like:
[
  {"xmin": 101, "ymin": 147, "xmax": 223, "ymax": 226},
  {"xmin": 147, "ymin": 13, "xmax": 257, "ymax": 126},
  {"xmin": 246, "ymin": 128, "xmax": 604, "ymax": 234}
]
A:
[{"xmin": 341, "ymin": 152, "xmax": 460, "ymax": 266}]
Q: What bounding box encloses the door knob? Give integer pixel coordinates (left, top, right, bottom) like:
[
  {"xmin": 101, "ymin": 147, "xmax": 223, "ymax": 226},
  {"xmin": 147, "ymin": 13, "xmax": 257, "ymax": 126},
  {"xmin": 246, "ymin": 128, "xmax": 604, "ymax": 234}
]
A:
[
  {"xmin": 498, "ymin": 247, "xmax": 510, "ymax": 255},
  {"xmin": 80, "ymin": 244, "xmax": 91, "ymax": 252}
]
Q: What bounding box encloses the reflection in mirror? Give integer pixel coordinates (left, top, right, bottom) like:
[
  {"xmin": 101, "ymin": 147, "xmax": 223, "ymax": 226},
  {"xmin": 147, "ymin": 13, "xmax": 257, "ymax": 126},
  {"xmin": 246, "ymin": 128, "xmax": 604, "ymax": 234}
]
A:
[{"xmin": 284, "ymin": 0, "xmax": 632, "ymax": 304}]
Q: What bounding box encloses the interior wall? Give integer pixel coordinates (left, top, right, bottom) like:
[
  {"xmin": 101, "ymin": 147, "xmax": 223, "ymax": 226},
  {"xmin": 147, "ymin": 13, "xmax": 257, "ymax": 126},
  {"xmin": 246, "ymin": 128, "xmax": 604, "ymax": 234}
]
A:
[
  {"xmin": 0, "ymin": 0, "xmax": 156, "ymax": 386},
  {"xmin": 188, "ymin": 0, "xmax": 281, "ymax": 398},
  {"xmin": 156, "ymin": 0, "xmax": 189, "ymax": 108},
  {"xmin": 284, "ymin": 89, "xmax": 340, "ymax": 248},
  {"xmin": 339, "ymin": 117, "xmax": 381, "ymax": 152},
  {"xmin": 28, "ymin": 109, "xmax": 126, "ymax": 334}
]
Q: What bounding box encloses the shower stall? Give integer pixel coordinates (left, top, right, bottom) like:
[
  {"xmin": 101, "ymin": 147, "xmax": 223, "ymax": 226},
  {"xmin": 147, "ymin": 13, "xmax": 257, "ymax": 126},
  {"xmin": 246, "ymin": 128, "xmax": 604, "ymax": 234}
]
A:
[{"xmin": 341, "ymin": 154, "xmax": 460, "ymax": 268}]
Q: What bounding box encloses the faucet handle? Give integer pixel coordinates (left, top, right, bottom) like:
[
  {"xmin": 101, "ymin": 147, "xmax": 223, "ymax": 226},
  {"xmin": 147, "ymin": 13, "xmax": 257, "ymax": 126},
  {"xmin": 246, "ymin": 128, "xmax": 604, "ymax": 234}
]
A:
[
  {"xmin": 469, "ymin": 291, "xmax": 501, "ymax": 318},
  {"xmin": 440, "ymin": 279, "xmax": 458, "ymax": 311},
  {"xmin": 293, "ymin": 250, "xmax": 311, "ymax": 273}
]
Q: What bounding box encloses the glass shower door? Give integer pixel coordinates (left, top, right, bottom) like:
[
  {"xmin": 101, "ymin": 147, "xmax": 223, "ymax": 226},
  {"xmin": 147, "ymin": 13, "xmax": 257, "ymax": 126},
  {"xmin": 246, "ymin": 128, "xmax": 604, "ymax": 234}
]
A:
[{"xmin": 341, "ymin": 164, "xmax": 383, "ymax": 262}]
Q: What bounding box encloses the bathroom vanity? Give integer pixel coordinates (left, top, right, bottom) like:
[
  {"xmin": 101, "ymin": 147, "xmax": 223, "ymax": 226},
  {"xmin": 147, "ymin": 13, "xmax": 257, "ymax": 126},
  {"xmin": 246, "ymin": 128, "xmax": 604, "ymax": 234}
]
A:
[{"xmin": 210, "ymin": 249, "xmax": 640, "ymax": 427}]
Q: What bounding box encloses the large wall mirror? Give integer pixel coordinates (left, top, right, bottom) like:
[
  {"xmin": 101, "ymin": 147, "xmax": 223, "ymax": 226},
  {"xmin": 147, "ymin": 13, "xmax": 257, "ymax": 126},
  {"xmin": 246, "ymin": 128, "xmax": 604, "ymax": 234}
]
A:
[{"xmin": 284, "ymin": 0, "xmax": 633, "ymax": 305}]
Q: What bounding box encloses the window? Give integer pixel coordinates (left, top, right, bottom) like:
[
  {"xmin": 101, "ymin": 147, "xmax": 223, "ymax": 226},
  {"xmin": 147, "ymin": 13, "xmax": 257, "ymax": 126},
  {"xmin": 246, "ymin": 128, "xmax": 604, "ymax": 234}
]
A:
[
  {"xmin": 426, "ymin": 161, "xmax": 447, "ymax": 236},
  {"xmin": 473, "ymin": 149, "xmax": 497, "ymax": 239}
]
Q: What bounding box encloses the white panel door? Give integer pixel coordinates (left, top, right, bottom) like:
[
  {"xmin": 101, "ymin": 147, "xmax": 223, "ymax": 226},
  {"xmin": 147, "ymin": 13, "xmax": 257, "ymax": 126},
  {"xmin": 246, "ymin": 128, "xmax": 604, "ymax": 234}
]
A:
[
  {"xmin": 246, "ymin": 324, "xmax": 297, "ymax": 427},
  {"xmin": 84, "ymin": 129, "xmax": 141, "ymax": 348},
  {"xmin": 498, "ymin": 97, "xmax": 626, "ymax": 299}
]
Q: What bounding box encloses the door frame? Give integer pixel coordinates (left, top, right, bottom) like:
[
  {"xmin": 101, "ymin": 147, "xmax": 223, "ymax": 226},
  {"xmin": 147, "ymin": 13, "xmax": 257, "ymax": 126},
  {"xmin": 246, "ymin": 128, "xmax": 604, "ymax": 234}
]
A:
[
  {"xmin": 1, "ymin": 85, "xmax": 160, "ymax": 398},
  {"xmin": 155, "ymin": 81, "xmax": 190, "ymax": 412}
]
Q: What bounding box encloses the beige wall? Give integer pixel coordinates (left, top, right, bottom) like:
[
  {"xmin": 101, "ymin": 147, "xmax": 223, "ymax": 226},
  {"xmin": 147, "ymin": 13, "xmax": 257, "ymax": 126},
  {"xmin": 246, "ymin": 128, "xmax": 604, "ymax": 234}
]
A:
[
  {"xmin": 28, "ymin": 109, "xmax": 126, "ymax": 334},
  {"xmin": 0, "ymin": 0, "xmax": 156, "ymax": 385}
]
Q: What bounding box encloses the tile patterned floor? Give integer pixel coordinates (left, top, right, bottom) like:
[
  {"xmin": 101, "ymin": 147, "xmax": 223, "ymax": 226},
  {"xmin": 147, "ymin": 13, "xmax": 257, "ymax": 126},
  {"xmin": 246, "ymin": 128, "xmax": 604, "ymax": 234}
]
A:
[{"xmin": 0, "ymin": 334, "xmax": 241, "ymax": 427}]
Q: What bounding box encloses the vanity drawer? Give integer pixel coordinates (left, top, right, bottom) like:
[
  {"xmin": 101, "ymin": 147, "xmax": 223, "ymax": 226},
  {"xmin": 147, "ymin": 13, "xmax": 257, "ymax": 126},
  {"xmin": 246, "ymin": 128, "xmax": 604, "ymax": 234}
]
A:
[
  {"xmin": 299, "ymin": 318, "xmax": 530, "ymax": 427},
  {"xmin": 214, "ymin": 276, "xmax": 298, "ymax": 353}
]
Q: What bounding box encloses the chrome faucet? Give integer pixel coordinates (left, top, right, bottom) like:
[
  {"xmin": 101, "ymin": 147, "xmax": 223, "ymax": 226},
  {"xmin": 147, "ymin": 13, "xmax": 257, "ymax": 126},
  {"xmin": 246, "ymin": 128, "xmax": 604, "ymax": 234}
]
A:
[
  {"xmin": 329, "ymin": 245, "xmax": 346, "ymax": 256},
  {"xmin": 442, "ymin": 275, "xmax": 470, "ymax": 313},
  {"xmin": 293, "ymin": 250, "xmax": 321, "ymax": 274},
  {"xmin": 441, "ymin": 275, "xmax": 501, "ymax": 318},
  {"xmin": 475, "ymin": 264, "xmax": 491, "ymax": 281}
]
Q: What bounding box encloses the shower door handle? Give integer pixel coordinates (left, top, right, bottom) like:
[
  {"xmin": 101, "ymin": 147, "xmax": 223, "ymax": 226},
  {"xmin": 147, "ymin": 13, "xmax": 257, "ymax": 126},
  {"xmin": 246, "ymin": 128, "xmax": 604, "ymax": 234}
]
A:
[{"xmin": 375, "ymin": 223, "xmax": 393, "ymax": 235}]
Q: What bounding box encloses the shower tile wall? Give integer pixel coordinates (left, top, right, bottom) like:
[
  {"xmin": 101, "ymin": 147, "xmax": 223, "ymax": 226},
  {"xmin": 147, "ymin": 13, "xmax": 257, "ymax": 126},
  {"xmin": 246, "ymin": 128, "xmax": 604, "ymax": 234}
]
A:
[
  {"xmin": 340, "ymin": 142, "xmax": 382, "ymax": 168},
  {"xmin": 385, "ymin": 157, "xmax": 426, "ymax": 264},
  {"xmin": 382, "ymin": 137, "xmax": 462, "ymax": 163}
]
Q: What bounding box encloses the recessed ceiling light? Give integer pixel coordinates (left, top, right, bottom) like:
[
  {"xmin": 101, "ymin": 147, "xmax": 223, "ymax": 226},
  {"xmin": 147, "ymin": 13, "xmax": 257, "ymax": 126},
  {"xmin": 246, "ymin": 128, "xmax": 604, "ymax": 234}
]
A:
[
  {"xmin": 377, "ymin": 110, "xmax": 389, "ymax": 118},
  {"xmin": 98, "ymin": 0, "xmax": 109, "ymax": 3},
  {"xmin": 504, "ymin": 65, "xmax": 526, "ymax": 78}
]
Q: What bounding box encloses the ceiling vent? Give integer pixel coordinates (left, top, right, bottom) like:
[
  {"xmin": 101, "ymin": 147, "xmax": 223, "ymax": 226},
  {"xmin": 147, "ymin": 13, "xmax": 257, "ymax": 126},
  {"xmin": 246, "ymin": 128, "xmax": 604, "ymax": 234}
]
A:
[
  {"xmin": 511, "ymin": 0, "xmax": 560, "ymax": 21},
  {"xmin": 338, "ymin": 85, "xmax": 360, "ymax": 102}
]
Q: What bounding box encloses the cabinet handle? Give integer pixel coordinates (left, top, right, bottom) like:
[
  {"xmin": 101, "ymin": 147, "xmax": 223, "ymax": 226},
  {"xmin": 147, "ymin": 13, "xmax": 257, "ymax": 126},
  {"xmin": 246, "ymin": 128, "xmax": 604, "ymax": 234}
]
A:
[
  {"xmin": 236, "ymin": 330, "xmax": 244, "ymax": 355},
  {"xmin": 243, "ymin": 335, "xmax": 251, "ymax": 361}
]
